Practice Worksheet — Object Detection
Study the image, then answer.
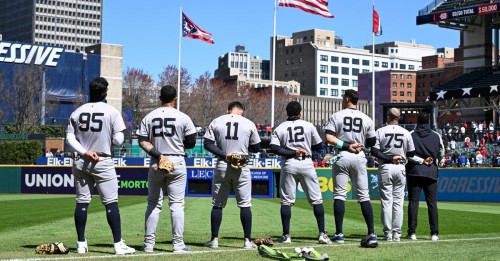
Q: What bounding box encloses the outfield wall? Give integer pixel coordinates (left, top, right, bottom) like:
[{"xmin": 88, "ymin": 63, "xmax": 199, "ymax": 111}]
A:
[{"xmin": 1, "ymin": 159, "xmax": 500, "ymax": 202}]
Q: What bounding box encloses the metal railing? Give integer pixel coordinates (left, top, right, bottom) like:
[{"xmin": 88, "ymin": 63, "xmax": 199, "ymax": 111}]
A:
[{"xmin": 418, "ymin": 0, "xmax": 446, "ymax": 15}]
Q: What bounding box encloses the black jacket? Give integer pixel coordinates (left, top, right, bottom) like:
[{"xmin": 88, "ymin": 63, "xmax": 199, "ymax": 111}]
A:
[{"xmin": 406, "ymin": 124, "xmax": 443, "ymax": 180}]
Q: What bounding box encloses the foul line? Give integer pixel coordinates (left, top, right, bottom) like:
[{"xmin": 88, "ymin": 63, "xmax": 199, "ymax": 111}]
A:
[{"xmin": 6, "ymin": 236, "xmax": 500, "ymax": 261}]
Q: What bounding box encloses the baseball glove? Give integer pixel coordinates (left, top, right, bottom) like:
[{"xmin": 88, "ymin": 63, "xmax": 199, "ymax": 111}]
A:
[
  {"xmin": 254, "ymin": 237, "xmax": 274, "ymax": 246},
  {"xmin": 360, "ymin": 235, "xmax": 378, "ymax": 248},
  {"xmin": 155, "ymin": 156, "xmax": 175, "ymax": 174},
  {"xmin": 229, "ymin": 154, "xmax": 249, "ymax": 169},
  {"xmin": 35, "ymin": 242, "xmax": 70, "ymax": 254}
]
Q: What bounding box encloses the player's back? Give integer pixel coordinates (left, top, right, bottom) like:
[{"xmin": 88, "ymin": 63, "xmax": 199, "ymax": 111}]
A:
[
  {"xmin": 205, "ymin": 114, "xmax": 259, "ymax": 155},
  {"xmin": 69, "ymin": 102, "xmax": 124, "ymax": 155},
  {"xmin": 328, "ymin": 108, "xmax": 375, "ymax": 145},
  {"xmin": 273, "ymin": 119, "xmax": 321, "ymax": 156},
  {"xmin": 375, "ymin": 125, "xmax": 414, "ymax": 161},
  {"xmin": 139, "ymin": 107, "xmax": 195, "ymax": 155}
]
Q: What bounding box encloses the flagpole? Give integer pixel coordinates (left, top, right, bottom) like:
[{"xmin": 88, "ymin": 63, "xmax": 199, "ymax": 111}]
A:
[
  {"xmin": 177, "ymin": 7, "xmax": 182, "ymax": 110},
  {"xmin": 271, "ymin": 0, "xmax": 277, "ymax": 129},
  {"xmin": 371, "ymin": 2, "xmax": 376, "ymax": 127}
]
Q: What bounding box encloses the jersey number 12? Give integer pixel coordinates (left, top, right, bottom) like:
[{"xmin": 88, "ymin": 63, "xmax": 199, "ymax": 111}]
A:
[{"xmin": 287, "ymin": 126, "xmax": 305, "ymax": 142}]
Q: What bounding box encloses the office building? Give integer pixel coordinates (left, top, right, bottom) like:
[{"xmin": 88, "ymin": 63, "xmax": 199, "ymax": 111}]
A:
[{"xmin": 0, "ymin": 0, "xmax": 102, "ymax": 51}]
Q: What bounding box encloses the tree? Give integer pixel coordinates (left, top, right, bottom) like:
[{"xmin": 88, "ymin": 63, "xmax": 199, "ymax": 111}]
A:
[
  {"xmin": 0, "ymin": 64, "xmax": 49, "ymax": 133},
  {"xmin": 183, "ymin": 72, "xmax": 238, "ymax": 127},
  {"xmin": 239, "ymin": 85, "xmax": 292, "ymax": 127},
  {"xmin": 122, "ymin": 67, "xmax": 156, "ymax": 130},
  {"xmin": 157, "ymin": 65, "xmax": 192, "ymax": 109}
]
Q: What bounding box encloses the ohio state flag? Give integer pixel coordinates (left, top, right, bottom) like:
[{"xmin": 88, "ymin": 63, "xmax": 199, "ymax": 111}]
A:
[
  {"xmin": 182, "ymin": 12, "xmax": 214, "ymax": 44},
  {"xmin": 373, "ymin": 7, "xmax": 382, "ymax": 36}
]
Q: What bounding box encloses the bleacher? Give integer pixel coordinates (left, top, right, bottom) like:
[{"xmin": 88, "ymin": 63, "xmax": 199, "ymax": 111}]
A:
[{"xmin": 436, "ymin": 67, "xmax": 492, "ymax": 90}]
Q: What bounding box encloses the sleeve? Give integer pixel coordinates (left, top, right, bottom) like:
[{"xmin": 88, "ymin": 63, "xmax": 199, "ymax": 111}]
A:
[
  {"xmin": 203, "ymin": 120, "xmax": 216, "ymax": 142},
  {"xmin": 112, "ymin": 109, "xmax": 127, "ymax": 133},
  {"xmin": 66, "ymin": 113, "xmax": 76, "ymax": 135},
  {"xmin": 373, "ymin": 130, "xmax": 381, "ymax": 150},
  {"xmin": 311, "ymin": 125, "xmax": 323, "ymax": 146},
  {"xmin": 136, "ymin": 115, "xmax": 149, "ymax": 138},
  {"xmin": 249, "ymin": 123, "xmax": 261, "ymax": 145},
  {"xmin": 366, "ymin": 117, "xmax": 376, "ymax": 139},
  {"xmin": 270, "ymin": 129, "xmax": 281, "ymax": 146},
  {"xmin": 406, "ymin": 131, "xmax": 416, "ymax": 152},
  {"xmin": 324, "ymin": 114, "xmax": 337, "ymax": 135},
  {"xmin": 184, "ymin": 116, "xmax": 197, "ymax": 136}
]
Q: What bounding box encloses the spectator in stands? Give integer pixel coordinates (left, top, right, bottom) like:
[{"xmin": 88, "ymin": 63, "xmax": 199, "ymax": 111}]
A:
[
  {"xmin": 475, "ymin": 150, "xmax": 483, "ymax": 167},
  {"xmin": 478, "ymin": 121, "xmax": 484, "ymax": 135},
  {"xmin": 465, "ymin": 136, "xmax": 471, "ymax": 148},
  {"xmin": 313, "ymin": 159, "xmax": 318, "ymax": 168},
  {"xmin": 460, "ymin": 125, "xmax": 466, "ymax": 140},
  {"xmin": 320, "ymin": 158, "xmax": 326, "ymax": 168},
  {"xmin": 496, "ymin": 131, "xmax": 500, "ymax": 146},
  {"xmin": 489, "ymin": 121, "xmax": 494, "ymax": 133},
  {"xmin": 480, "ymin": 146, "xmax": 487, "ymax": 158},
  {"xmin": 493, "ymin": 151, "xmax": 500, "ymax": 167},
  {"xmin": 265, "ymin": 125, "xmax": 272, "ymax": 137},
  {"xmin": 450, "ymin": 140, "xmax": 456, "ymax": 150},
  {"xmin": 458, "ymin": 154, "xmax": 468, "ymax": 168},
  {"xmin": 45, "ymin": 151, "xmax": 53, "ymax": 157},
  {"xmin": 55, "ymin": 150, "xmax": 62, "ymax": 157}
]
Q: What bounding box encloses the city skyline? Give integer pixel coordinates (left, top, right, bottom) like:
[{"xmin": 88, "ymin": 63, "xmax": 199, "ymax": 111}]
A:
[{"xmin": 103, "ymin": 0, "xmax": 459, "ymax": 81}]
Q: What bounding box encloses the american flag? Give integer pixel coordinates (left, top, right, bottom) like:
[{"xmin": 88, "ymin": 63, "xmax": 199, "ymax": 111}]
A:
[
  {"xmin": 278, "ymin": 0, "xmax": 334, "ymax": 18},
  {"xmin": 182, "ymin": 12, "xmax": 214, "ymax": 44}
]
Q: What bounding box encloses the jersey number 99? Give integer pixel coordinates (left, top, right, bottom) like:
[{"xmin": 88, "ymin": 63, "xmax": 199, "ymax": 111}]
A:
[
  {"xmin": 152, "ymin": 118, "xmax": 176, "ymax": 137},
  {"xmin": 342, "ymin": 117, "xmax": 362, "ymax": 133}
]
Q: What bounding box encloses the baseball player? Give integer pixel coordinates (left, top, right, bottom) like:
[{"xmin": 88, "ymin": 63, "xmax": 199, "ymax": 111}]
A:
[
  {"xmin": 136, "ymin": 85, "xmax": 196, "ymax": 253},
  {"xmin": 203, "ymin": 101, "xmax": 261, "ymax": 249},
  {"xmin": 270, "ymin": 101, "xmax": 331, "ymax": 245},
  {"xmin": 370, "ymin": 108, "xmax": 422, "ymax": 241},
  {"xmin": 66, "ymin": 77, "xmax": 135, "ymax": 255},
  {"xmin": 324, "ymin": 89, "xmax": 377, "ymax": 245}
]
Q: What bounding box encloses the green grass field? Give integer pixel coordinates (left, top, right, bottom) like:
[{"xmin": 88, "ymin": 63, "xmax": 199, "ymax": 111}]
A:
[{"xmin": 0, "ymin": 194, "xmax": 499, "ymax": 261}]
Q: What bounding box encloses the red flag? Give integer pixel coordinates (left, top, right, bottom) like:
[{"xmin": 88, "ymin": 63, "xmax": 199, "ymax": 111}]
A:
[
  {"xmin": 373, "ymin": 7, "xmax": 382, "ymax": 36},
  {"xmin": 182, "ymin": 12, "xmax": 214, "ymax": 44},
  {"xmin": 279, "ymin": 0, "xmax": 334, "ymax": 18}
]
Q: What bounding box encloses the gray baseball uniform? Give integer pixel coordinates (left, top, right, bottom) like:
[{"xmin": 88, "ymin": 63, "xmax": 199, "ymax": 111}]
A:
[
  {"xmin": 203, "ymin": 114, "xmax": 261, "ymax": 208},
  {"xmin": 373, "ymin": 124, "xmax": 415, "ymax": 240},
  {"xmin": 67, "ymin": 102, "xmax": 126, "ymax": 205},
  {"xmin": 325, "ymin": 108, "xmax": 376, "ymax": 202},
  {"xmin": 270, "ymin": 119, "xmax": 323, "ymax": 206},
  {"xmin": 136, "ymin": 106, "xmax": 196, "ymax": 251}
]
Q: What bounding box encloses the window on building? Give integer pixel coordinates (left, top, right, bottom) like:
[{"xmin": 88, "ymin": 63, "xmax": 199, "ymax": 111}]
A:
[
  {"xmin": 392, "ymin": 83, "xmax": 397, "ymax": 88},
  {"xmin": 341, "ymin": 67, "xmax": 349, "ymax": 75},
  {"xmin": 299, "ymin": 57, "xmax": 303, "ymax": 63},
  {"xmin": 400, "ymin": 64, "xmax": 406, "ymax": 70},
  {"xmin": 374, "ymin": 61, "xmax": 379, "ymax": 67},
  {"xmin": 392, "ymin": 91, "xmax": 397, "ymax": 96},
  {"xmin": 423, "ymin": 91, "xmax": 427, "ymax": 96},
  {"xmin": 320, "ymin": 65, "xmax": 328, "ymax": 73},
  {"xmin": 362, "ymin": 60, "xmax": 370, "ymax": 66},
  {"xmin": 341, "ymin": 90, "xmax": 346, "ymax": 96},
  {"xmin": 362, "ymin": 69, "xmax": 369, "ymax": 73},
  {"xmin": 341, "ymin": 57, "xmax": 349, "ymax": 64},
  {"xmin": 320, "ymin": 88, "xmax": 327, "ymax": 96},
  {"xmin": 400, "ymin": 83, "xmax": 404, "ymax": 88},
  {"xmin": 352, "ymin": 80, "xmax": 358, "ymax": 87},
  {"xmin": 408, "ymin": 92, "xmax": 412, "ymax": 97},
  {"xmin": 320, "ymin": 77, "xmax": 328, "ymax": 84},
  {"xmin": 408, "ymin": 83, "xmax": 412, "ymax": 88},
  {"xmin": 352, "ymin": 58, "xmax": 360, "ymax": 65},
  {"xmin": 352, "ymin": 68, "xmax": 359, "ymax": 76},
  {"xmin": 400, "ymin": 74, "xmax": 405, "ymax": 80},
  {"xmin": 392, "ymin": 100, "xmax": 397, "ymax": 103},
  {"xmin": 331, "ymin": 66, "xmax": 339, "ymax": 74},
  {"xmin": 407, "ymin": 74, "xmax": 412, "ymax": 80},
  {"xmin": 382, "ymin": 62, "xmax": 389, "ymax": 68},
  {"xmin": 400, "ymin": 91, "xmax": 404, "ymax": 96},
  {"xmin": 391, "ymin": 63, "xmax": 394, "ymax": 68},
  {"xmin": 331, "ymin": 56, "xmax": 339, "ymax": 62},
  {"xmin": 341, "ymin": 79, "xmax": 349, "ymax": 86},
  {"xmin": 320, "ymin": 55, "xmax": 328, "ymax": 61},
  {"xmin": 407, "ymin": 100, "xmax": 412, "ymax": 103},
  {"xmin": 409, "ymin": 65, "xmax": 415, "ymax": 70},
  {"xmin": 392, "ymin": 74, "xmax": 397, "ymax": 79},
  {"xmin": 331, "ymin": 89, "xmax": 339, "ymax": 97},
  {"xmin": 331, "ymin": 77, "xmax": 338, "ymax": 85},
  {"xmin": 400, "ymin": 100, "xmax": 404, "ymax": 103}
]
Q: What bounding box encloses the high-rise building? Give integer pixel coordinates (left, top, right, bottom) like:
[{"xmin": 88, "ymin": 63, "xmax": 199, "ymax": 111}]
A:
[
  {"xmin": 272, "ymin": 29, "xmax": 436, "ymax": 98},
  {"xmin": 0, "ymin": 0, "xmax": 102, "ymax": 51}
]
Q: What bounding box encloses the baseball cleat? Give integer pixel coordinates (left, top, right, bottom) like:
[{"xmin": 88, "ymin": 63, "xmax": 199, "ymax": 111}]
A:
[
  {"xmin": 276, "ymin": 234, "xmax": 292, "ymax": 244},
  {"xmin": 406, "ymin": 234, "xmax": 417, "ymax": 240},
  {"xmin": 173, "ymin": 247, "xmax": 192, "ymax": 253},
  {"xmin": 383, "ymin": 233, "xmax": 392, "ymax": 241},
  {"xmin": 205, "ymin": 238, "xmax": 219, "ymax": 248},
  {"xmin": 431, "ymin": 235, "xmax": 439, "ymax": 241},
  {"xmin": 331, "ymin": 233, "xmax": 344, "ymax": 243},
  {"xmin": 114, "ymin": 240, "xmax": 135, "ymax": 255},
  {"xmin": 141, "ymin": 245, "xmax": 154, "ymax": 252},
  {"xmin": 76, "ymin": 240, "xmax": 88, "ymax": 254},
  {"xmin": 368, "ymin": 233, "xmax": 378, "ymax": 245},
  {"xmin": 243, "ymin": 239, "xmax": 257, "ymax": 249},
  {"xmin": 318, "ymin": 232, "xmax": 332, "ymax": 244}
]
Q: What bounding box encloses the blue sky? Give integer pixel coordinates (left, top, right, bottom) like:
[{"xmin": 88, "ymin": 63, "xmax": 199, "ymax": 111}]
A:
[{"xmin": 103, "ymin": 0, "xmax": 459, "ymax": 81}]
